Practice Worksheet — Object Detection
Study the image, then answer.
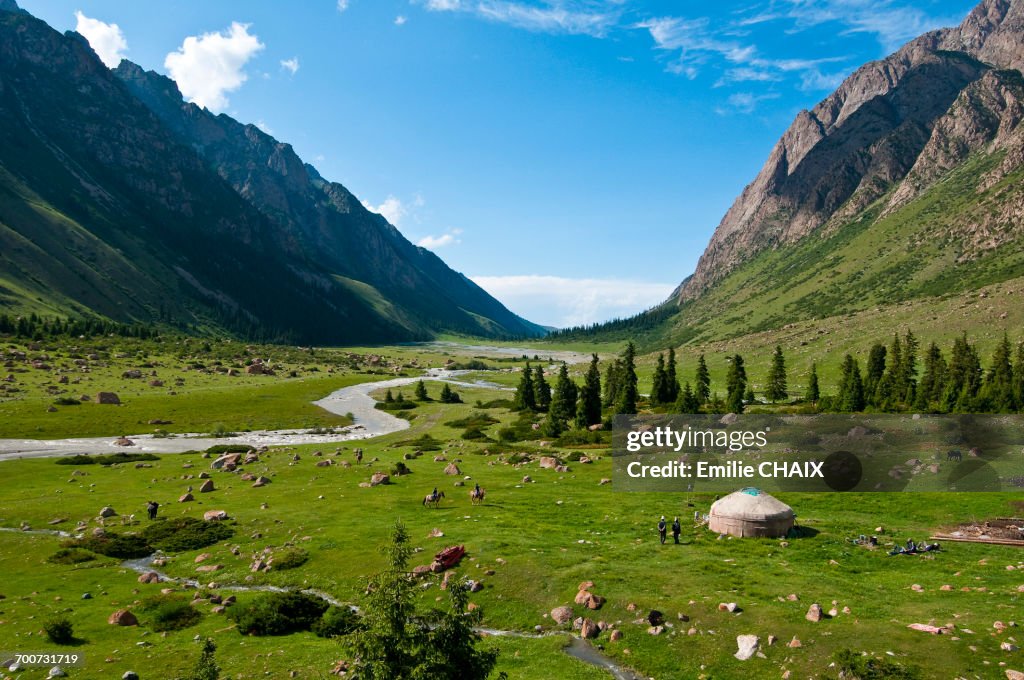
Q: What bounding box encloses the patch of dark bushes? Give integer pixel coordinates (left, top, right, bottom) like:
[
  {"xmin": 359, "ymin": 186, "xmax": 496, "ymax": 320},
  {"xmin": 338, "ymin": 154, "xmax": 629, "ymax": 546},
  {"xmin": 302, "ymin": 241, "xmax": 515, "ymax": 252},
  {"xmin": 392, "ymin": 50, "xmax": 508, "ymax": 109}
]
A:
[
  {"xmin": 445, "ymin": 412, "xmax": 499, "ymax": 429},
  {"xmin": 53, "ymin": 397, "xmax": 81, "ymax": 406},
  {"xmin": 56, "ymin": 452, "xmax": 160, "ymax": 466},
  {"xmin": 394, "ymin": 434, "xmax": 443, "ymax": 451},
  {"xmin": 48, "ymin": 547, "xmax": 96, "ymax": 564},
  {"xmin": 43, "ymin": 617, "xmax": 75, "ymax": 644},
  {"xmin": 66, "ymin": 533, "xmax": 151, "ymax": 559},
  {"xmin": 205, "ymin": 444, "xmax": 254, "ymax": 455},
  {"xmin": 227, "ymin": 591, "xmax": 329, "ymax": 636},
  {"xmin": 141, "ymin": 517, "xmax": 234, "ymax": 553},
  {"xmin": 271, "ymin": 547, "xmax": 309, "ymax": 571},
  {"xmin": 137, "ymin": 593, "xmax": 202, "ymax": 631},
  {"xmin": 312, "ymin": 606, "xmax": 361, "ymax": 638}
]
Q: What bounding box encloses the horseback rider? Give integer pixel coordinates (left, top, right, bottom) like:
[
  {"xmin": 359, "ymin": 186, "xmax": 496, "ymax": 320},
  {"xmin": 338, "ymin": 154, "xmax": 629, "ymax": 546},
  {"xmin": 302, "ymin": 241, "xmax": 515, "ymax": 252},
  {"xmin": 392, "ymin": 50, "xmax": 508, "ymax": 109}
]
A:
[
  {"xmin": 432, "ymin": 486, "xmax": 438, "ymax": 501},
  {"xmin": 474, "ymin": 483, "xmax": 481, "ymax": 495}
]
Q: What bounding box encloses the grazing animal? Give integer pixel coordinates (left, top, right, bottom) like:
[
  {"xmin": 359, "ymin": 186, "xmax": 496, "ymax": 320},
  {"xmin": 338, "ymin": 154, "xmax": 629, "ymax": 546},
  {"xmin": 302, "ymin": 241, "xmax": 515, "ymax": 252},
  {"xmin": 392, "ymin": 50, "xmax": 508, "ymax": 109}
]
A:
[
  {"xmin": 947, "ymin": 450, "xmax": 962, "ymax": 462},
  {"xmin": 470, "ymin": 487, "xmax": 485, "ymax": 505},
  {"xmin": 120, "ymin": 513, "xmax": 135, "ymax": 526},
  {"xmin": 423, "ymin": 490, "xmax": 446, "ymax": 508}
]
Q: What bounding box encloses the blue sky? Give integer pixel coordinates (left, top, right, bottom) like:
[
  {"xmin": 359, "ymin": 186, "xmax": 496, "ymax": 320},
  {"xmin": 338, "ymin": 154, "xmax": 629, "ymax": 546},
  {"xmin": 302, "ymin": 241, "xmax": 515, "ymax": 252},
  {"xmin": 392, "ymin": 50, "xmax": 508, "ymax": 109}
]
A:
[{"xmin": 20, "ymin": 0, "xmax": 977, "ymax": 327}]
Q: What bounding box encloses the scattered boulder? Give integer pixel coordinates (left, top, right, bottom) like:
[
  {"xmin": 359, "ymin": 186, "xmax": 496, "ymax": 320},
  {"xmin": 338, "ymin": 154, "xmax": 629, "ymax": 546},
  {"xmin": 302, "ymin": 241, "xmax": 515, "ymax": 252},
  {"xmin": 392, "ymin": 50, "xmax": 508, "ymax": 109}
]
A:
[
  {"xmin": 99, "ymin": 506, "xmax": 117, "ymax": 518},
  {"xmin": 178, "ymin": 493, "xmax": 194, "ymax": 503},
  {"xmin": 788, "ymin": 637, "xmax": 802, "ymax": 648},
  {"xmin": 96, "ymin": 392, "xmax": 120, "ymax": 405},
  {"xmin": 610, "ymin": 629, "xmax": 623, "ymax": 641},
  {"xmin": 551, "ymin": 606, "xmax": 574, "ymax": 625},
  {"xmin": 252, "ymin": 476, "xmax": 271, "ymax": 487},
  {"xmin": 198, "ymin": 480, "xmax": 215, "ymax": 493},
  {"xmin": 538, "ymin": 456, "xmax": 558, "ymax": 469},
  {"xmin": 580, "ymin": 618, "xmax": 599, "ymax": 639},
  {"xmin": 137, "ymin": 572, "xmax": 160, "ymax": 584},
  {"xmin": 211, "ymin": 453, "xmax": 242, "ymax": 470},
  {"xmin": 444, "ymin": 463, "xmax": 461, "ymax": 476},
  {"xmin": 315, "ymin": 460, "xmax": 333, "ymax": 467},
  {"xmin": 806, "ymin": 603, "xmax": 823, "ymax": 622},
  {"xmin": 370, "ymin": 472, "xmax": 390, "ymax": 486},
  {"xmin": 114, "ymin": 437, "xmax": 134, "ymax": 447},
  {"xmin": 908, "ymin": 623, "xmax": 949, "ymax": 634},
  {"xmin": 203, "ymin": 510, "xmax": 229, "ymax": 521},
  {"xmin": 108, "ymin": 609, "xmax": 138, "ymax": 626},
  {"xmin": 734, "ymin": 635, "xmax": 760, "ymax": 661}
]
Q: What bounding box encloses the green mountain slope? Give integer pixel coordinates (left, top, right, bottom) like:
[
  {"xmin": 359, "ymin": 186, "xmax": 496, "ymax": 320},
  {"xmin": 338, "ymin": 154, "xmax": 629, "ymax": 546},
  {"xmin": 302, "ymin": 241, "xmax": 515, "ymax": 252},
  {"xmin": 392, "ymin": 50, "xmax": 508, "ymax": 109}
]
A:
[{"xmin": 0, "ymin": 2, "xmax": 542, "ymax": 342}]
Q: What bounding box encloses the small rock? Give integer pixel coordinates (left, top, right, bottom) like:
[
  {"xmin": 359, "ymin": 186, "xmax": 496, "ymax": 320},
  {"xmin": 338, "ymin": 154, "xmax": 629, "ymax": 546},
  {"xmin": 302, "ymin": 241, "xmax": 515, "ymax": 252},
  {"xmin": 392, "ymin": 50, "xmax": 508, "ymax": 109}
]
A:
[
  {"xmin": 735, "ymin": 634, "xmax": 760, "ymax": 661},
  {"xmin": 806, "ymin": 603, "xmax": 823, "ymax": 622}
]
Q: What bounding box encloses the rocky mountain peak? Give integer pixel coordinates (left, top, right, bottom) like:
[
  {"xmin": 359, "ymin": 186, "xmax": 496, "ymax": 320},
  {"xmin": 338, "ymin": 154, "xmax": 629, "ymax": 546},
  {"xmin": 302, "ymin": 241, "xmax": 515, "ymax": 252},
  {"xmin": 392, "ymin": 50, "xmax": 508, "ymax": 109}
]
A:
[{"xmin": 676, "ymin": 0, "xmax": 1024, "ymax": 302}]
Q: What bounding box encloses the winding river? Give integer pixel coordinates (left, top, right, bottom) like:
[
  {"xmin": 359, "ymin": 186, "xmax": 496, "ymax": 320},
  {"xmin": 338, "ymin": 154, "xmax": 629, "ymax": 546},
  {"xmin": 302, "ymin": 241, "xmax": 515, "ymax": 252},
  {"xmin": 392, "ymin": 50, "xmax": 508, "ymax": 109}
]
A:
[{"xmin": 0, "ymin": 346, "xmax": 639, "ymax": 678}]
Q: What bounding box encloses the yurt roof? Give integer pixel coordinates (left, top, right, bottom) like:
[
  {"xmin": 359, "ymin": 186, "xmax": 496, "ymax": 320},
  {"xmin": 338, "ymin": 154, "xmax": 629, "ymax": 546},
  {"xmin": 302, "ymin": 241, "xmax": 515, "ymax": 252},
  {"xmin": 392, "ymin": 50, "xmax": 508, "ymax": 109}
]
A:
[{"xmin": 709, "ymin": 488, "xmax": 794, "ymax": 521}]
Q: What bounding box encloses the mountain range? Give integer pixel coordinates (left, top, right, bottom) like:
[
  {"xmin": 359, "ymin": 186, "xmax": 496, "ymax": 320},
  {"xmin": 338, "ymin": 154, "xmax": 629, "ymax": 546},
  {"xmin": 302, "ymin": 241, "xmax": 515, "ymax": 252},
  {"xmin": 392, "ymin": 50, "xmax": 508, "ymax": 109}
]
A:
[
  {"xmin": 566, "ymin": 0, "xmax": 1024, "ymax": 353},
  {"xmin": 0, "ymin": 0, "xmax": 542, "ymax": 343}
]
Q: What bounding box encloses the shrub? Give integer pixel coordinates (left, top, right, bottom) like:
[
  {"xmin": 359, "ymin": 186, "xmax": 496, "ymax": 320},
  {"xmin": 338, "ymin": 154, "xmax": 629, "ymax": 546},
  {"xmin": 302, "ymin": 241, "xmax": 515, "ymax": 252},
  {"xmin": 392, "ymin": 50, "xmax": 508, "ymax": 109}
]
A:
[
  {"xmin": 476, "ymin": 398, "xmax": 514, "ymax": 410},
  {"xmin": 271, "ymin": 547, "xmax": 309, "ymax": 571},
  {"xmin": 312, "ymin": 606, "xmax": 361, "ymax": 638},
  {"xmin": 390, "ymin": 461, "xmax": 412, "ymax": 477},
  {"xmin": 44, "ymin": 616, "xmax": 75, "ymax": 644},
  {"xmin": 227, "ymin": 592, "xmax": 329, "ymax": 636},
  {"xmin": 444, "ymin": 412, "xmax": 499, "ymax": 429},
  {"xmin": 461, "ymin": 428, "xmax": 489, "ymax": 441},
  {"xmin": 55, "ymin": 454, "xmax": 96, "ymax": 466},
  {"xmin": 138, "ymin": 593, "xmax": 202, "ymax": 631},
  {"xmin": 829, "ymin": 649, "xmax": 921, "ymax": 679},
  {"xmin": 56, "ymin": 452, "xmax": 160, "ymax": 466},
  {"xmin": 53, "ymin": 397, "xmax": 81, "ymax": 406},
  {"xmin": 394, "ymin": 434, "xmax": 442, "ymax": 451},
  {"xmin": 205, "ymin": 444, "xmax": 253, "ymax": 455},
  {"xmin": 48, "ymin": 547, "xmax": 96, "ymax": 564},
  {"xmin": 141, "ymin": 517, "xmax": 234, "ymax": 553},
  {"xmin": 68, "ymin": 533, "xmax": 152, "ymax": 559}
]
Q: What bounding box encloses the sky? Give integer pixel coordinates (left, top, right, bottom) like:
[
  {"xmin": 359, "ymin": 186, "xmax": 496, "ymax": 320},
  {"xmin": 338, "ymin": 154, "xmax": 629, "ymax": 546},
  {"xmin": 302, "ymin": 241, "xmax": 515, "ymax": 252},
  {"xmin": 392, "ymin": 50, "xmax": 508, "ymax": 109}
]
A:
[{"xmin": 19, "ymin": 0, "xmax": 978, "ymax": 328}]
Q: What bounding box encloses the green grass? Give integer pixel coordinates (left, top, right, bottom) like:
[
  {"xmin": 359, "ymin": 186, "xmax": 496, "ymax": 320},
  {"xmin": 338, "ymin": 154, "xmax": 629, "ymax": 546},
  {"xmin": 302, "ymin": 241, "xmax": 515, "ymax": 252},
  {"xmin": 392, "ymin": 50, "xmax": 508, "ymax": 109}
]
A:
[{"xmin": 1, "ymin": 364, "xmax": 1022, "ymax": 679}]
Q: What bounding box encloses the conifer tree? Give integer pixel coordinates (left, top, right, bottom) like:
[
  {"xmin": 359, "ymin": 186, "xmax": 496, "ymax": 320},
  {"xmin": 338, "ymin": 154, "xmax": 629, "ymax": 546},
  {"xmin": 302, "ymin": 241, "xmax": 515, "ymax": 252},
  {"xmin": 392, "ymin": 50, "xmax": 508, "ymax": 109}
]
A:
[
  {"xmin": 981, "ymin": 333, "xmax": 1015, "ymax": 412},
  {"xmin": 865, "ymin": 343, "xmax": 886, "ymax": 406},
  {"xmin": 414, "ymin": 380, "xmax": 429, "ymax": 401},
  {"xmin": 897, "ymin": 330, "xmax": 918, "ymax": 407},
  {"xmin": 1014, "ymin": 341, "xmax": 1024, "ymax": 413},
  {"xmin": 944, "ymin": 334, "xmax": 982, "ymax": 412},
  {"xmin": 186, "ymin": 638, "xmax": 220, "ymax": 680},
  {"xmin": 807, "ymin": 363, "xmax": 820, "ymax": 404},
  {"xmin": 915, "ymin": 342, "xmax": 946, "ymax": 411},
  {"xmin": 439, "ymin": 383, "xmax": 461, "ymax": 404},
  {"xmin": 838, "ymin": 354, "xmax": 865, "ymax": 412},
  {"xmin": 695, "ymin": 354, "xmax": 711, "ymax": 405},
  {"xmin": 666, "ymin": 347, "xmax": 680, "ymax": 403},
  {"xmin": 533, "ymin": 365, "xmax": 551, "ymax": 412},
  {"xmin": 549, "ymin": 363, "xmax": 578, "ymax": 425},
  {"xmin": 765, "ymin": 345, "xmax": 788, "ymax": 403},
  {"xmin": 602, "ymin": 360, "xmax": 621, "ymax": 408},
  {"xmin": 674, "ymin": 382, "xmax": 701, "ymax": 413},
  {"xmin": 576, "ymin": 354, "xmax": 603, "ymax": 428},
  {"xmin": 514, "ymin": 363, "xmax": 536, "ymax": 411},
  {"xmin": 726, "ymin": 354, "xmax": 747, "ymax": 414},
  {"xmin": 651, "ymin": 353, "xmax": 668, "ymax": 405},
  {"xmin": 874, "ymin": 334, "xmax": 900, "ymax": 409},
  {"xmin": 384, "ymin": 389, "xmax": 395, "ymax": 404},
  {"xmin": 614, "ymin": 342, "xmax": 639, "ymax": 415}
]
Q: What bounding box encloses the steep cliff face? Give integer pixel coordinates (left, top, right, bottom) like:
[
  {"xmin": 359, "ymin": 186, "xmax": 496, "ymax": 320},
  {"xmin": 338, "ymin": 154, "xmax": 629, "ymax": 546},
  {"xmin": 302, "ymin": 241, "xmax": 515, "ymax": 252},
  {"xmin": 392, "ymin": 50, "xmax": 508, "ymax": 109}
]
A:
[
  {"xmin": 0, "ymin": 1, "xmax": 541, "ymax": 341},
  {"xmin": 676, "ymin": 0, "xmax": 1024, "ymax": 301}
]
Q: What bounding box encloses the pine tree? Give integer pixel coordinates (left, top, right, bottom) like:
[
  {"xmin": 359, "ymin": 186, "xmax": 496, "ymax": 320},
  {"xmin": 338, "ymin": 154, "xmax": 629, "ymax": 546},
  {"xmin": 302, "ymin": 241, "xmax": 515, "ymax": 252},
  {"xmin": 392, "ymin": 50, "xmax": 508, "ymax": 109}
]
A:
[
  {"xmin": 674, "ymin": 382, "xmax": 701, "ymax": 413},
  {"xmin": 915, "ymin": 341, "xmax": 946, "ymax": 411},
  {"xmin": 838, "ymin": 355, "xmax": 865, "ymax": 412},
  {"xmin": 384, "ymin": 389, "xmax": 395, "ymax": 404},
  {"xmin": 540, "ymin": 409, "xmax": 565, "ymax": 438},
  {"xmin": 726, "ymin": 354, "xmax": 747, "ymax": 414},
  {"xmin": 186, "ymin": 638, "xmax": 220, "ymax": 680},
  {"xmin": 514, "ymin": 363, "xmax": 536, "ymax": 411},
  {"xmin": 575, "ymin": 354, "xmax": 603, "ymax": 428},
  {"xmin": 414, "ymin": 380, "xmax": 429, "ymax": 401},
  {"xmin": 614, "ymin": 342, "xmax": 638, "ymax": 415},
  {"xmin": 865, "ymin": 343, "xmax": 886, "ymax": 406},
  {"xmin": 1014, "ymin": 341, "xmax": 1024, "ymax": 413},
  {"xmin": 944, "ymin": 333, "xmax": 982, "ymax": 412},
  {"xmin": 651, "ymin": 353, "xmax": 668, "ymax": 405},
  {"xmin": 602, "ymin": 360, "xmax": 621, "ymax": 408},
  {"xmin": 874, "ymin": 334, "xmax": 900, "ymax": 409},
  {"xmin": 981, "ymin": 333, "xmax": 1015, "ymax": 412},
  {"xmin": 549, "ymin": 363, "xmax": 578, "ymax": 425},
  {"xmin": 897, "ymin": 330, "xmax": 919, "ymax": 407},
  {"xmin": 807, "ymin": 363, "xmax": 820, "ymax": 404},
  {"xmin": 765, "ymin": 345, "xmax": 788, "ymax": 403},
  {"xmin": 533, "ymin": 365, "xmax": 551, "ymax": 412},
  {"xmin": 666, "ymin": 347, "xmax": 680, "ymax": 403},
  {"xmin": 439, "ymin": 383, "xmax": 461, "ymax": 404},
  {"xmin": 695, "ymin": 354, "xmax": 711, "ymax": 405}
]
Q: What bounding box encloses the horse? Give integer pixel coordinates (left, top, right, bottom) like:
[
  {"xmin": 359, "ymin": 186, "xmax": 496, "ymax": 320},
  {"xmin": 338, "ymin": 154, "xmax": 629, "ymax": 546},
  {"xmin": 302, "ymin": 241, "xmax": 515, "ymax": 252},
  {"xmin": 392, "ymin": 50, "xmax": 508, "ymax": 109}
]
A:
[
  {"xmin": 423, "ymin": 490, "xmax": 445, "ymax": 508},
  {"xmin": 470, "ymin": 487, "xmax": 485, "ymax": 505},
  {"xmin": 947, "ymin": 450, "xmax": 962, "ymax": 462}
]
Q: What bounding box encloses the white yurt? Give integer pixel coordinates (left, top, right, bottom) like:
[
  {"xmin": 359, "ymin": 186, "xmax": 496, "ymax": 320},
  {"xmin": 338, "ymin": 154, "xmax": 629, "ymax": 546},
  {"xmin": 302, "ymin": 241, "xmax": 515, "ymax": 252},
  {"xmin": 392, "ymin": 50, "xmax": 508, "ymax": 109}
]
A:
[{"xmin": 708, "ymin": 488, "xmax": 795, "ymax": 538}]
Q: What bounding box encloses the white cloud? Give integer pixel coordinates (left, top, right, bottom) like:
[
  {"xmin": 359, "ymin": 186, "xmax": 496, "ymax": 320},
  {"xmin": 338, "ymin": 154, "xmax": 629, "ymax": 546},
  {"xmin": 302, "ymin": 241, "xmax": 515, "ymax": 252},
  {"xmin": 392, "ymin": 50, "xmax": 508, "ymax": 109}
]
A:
[
  {"xmin": 164, "ymin": 22, "xmax": 264, "ymax": 112},
  {"xmin": 74, "ymin": 11, "xmax": 127, "ymax": 68},
  {"xmin": 337, "ymin": 0, "xmax": 350, "ymax": 12},
  {"xmin": 420, "ymin": 0, "xmax": 621, "ymax": 37},
  {"xmin": 471, "ymin": 275, "xmax": 676, "ymax": 328},
  {"xmin": 417, "ymin": 228, "xmax": 462, "ymax": 249},
  {"xmin": 280, "ymin": 57, "xmax": 300, "ymax": 75},
  {"xmin": 395, "ymin": 15, "xmax": 408, "ymax": 26},
  {"xmin": 717, "ymin": 91, "xmax": 780, "ymax": 114},
  {"xmin": 362, "ymin": 195, "xmax": 407, "ymax": 226},
  {"xmin": 784, "ymin": 0, "xmax": 964, "ymax": 52},
  {"xmin": 254, "ymin": 119, "xmax": 273, "ymax": 134}
]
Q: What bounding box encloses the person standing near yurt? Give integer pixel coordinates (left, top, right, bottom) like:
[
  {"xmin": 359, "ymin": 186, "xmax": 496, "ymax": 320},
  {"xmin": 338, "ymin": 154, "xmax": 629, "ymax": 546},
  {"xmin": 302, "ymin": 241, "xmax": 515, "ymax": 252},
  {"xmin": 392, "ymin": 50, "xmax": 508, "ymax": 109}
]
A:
[
  {"xmin": 672, "ymin": 516, "xmax": 681, "ymax": 544},
  {"xmin": 657, "ymin": 516, "xmax": 667, "ymax": 544}
]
